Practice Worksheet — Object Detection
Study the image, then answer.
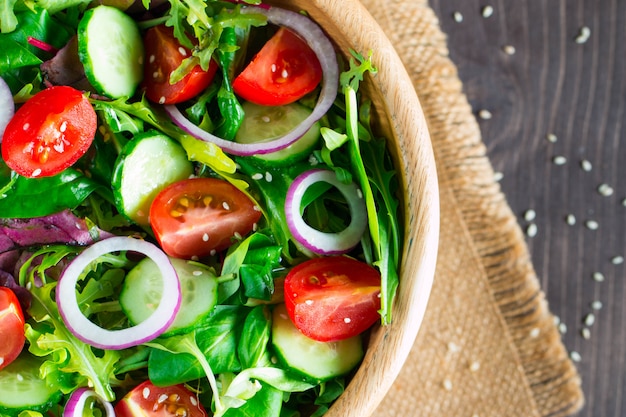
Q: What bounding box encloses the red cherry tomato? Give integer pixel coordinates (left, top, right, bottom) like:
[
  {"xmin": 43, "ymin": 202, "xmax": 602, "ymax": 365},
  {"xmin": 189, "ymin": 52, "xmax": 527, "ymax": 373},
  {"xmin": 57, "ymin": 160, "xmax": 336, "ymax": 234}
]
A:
[
  {"xmin": 0, "ymin": 287, "xmax": 26, "ymax": 370},
  {"xmin": 283, "ymin": 256, "xmax": 381, "ymax": 342},
  {"xmin": 233, "ymin": 27, "xmax": 322, "ymax": 106},
  {"xmin": 1, "ymin": 86, "xmax": 96, "ymax": 178},
  {"xmin": 150, "ymin": 177, "xmax": 262, "ymax": 259},
  {"xmin": 142, "ymin": 25, "xmax": 218, "ymax": 105},
  {"xmin": 114, "ymin": 380, "xmax": 208, "ymax": 417}
]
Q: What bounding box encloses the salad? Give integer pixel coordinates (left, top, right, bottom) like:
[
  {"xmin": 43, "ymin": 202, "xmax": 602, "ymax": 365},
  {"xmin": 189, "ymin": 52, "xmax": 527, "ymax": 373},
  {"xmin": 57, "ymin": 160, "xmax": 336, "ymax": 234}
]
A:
[{"xmin": 0, "ymin": 1, "xmax": 403, "ymax": 416}]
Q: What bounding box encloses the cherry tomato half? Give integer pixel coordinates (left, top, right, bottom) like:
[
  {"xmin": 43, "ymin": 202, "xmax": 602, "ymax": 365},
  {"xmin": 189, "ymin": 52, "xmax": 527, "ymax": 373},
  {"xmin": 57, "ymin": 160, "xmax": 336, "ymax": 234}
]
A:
[
  {"xmin": 1, "ymin": 86, "xmax": 97, "ymax": 178},
  {"xmin": 233, "ymin": 27, "xmax": 323, "ymax": 106},
  {"xmin": 0, "ymin": 287, "xmax": 26, "ymax": 370},
  {"xmin": 284, "ymin": 256, "xmax": 381, "ymax": 342},
  {"xmin": 142, "ymin": 25, "xmax": 218, "ymax": 105},
  {"xmin": 114, "ymin": 380, "xmax": 208, "ymax": 417},
  {"xmin": 150, "ymin": 177, "xmax": 262, "ymax": 259}
]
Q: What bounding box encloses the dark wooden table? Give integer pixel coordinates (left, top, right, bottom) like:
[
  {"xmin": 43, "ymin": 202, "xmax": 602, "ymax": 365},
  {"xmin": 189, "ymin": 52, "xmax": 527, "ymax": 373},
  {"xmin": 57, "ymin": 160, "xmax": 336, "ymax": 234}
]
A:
[{"xmin": 428, "ymin": 1, "xmax": 625, "ymax": 415}]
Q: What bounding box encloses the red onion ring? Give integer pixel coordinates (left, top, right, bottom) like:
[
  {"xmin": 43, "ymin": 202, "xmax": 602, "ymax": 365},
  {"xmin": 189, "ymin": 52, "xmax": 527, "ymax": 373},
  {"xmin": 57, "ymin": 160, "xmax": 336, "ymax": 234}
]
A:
[
  {"xmin": 164, "ymin": 5, "xmax": 338, "ymax": 156},
  {"xmin": 56, "ymin": 236, "xmax": 181, "ymax": 350},
  {"xmin": 63, "ymin": 388, "xmax": 115, "ymax": 417},
  {"xmin": 0, "ymin": 76, "xmax": 14, "ymax": 141},
  {"xmin": 285, "ymin": 169, "xmax": 367, "ymax": 254}
]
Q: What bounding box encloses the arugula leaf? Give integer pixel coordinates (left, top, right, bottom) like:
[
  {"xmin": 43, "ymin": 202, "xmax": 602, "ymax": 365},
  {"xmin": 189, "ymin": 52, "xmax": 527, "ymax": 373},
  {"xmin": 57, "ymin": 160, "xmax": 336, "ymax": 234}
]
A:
[{"xmin": 237, "ymin": 305, "xmax": 271, "ymax": 369}]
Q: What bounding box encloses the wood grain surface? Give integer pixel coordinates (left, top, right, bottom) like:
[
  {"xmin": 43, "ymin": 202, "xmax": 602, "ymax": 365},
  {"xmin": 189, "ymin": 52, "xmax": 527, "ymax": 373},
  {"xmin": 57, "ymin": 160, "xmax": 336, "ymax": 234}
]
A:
[{"xmin": 428, "ymin": 0, "xmax": 625, "ymax": 415}]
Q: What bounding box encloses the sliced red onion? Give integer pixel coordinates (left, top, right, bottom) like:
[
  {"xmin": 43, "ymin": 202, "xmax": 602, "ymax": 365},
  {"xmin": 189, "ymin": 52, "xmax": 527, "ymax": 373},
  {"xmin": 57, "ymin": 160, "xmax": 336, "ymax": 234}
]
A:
[
  {"xmin": 0, "ymin": 76, "xmax": 14, "ymax": 141},
  {"xmin": 164, "ymin": 5, "xmax": 338, "ymax": 156},
  {"xmin": 56, "ymin": 236, "xmax": 181, "ymax": 350},
  {"xmin": 285, "ymin": 169, "xmax": 367, "ymax": 254},
  {"xmin": 64, "ymin": 388, "xmax": 115, "ymax": 417}
]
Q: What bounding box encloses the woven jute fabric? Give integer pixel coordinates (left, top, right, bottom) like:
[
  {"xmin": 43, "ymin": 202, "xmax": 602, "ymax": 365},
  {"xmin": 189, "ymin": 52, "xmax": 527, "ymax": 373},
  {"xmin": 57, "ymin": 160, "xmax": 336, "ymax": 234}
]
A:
[{"xmin": 359, "ymin": 1, "xmax": 585, "ymax": 416}]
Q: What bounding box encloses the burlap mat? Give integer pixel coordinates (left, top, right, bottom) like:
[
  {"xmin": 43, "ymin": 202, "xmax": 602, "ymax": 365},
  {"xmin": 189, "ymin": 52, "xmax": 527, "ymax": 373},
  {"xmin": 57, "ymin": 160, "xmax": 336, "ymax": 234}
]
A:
[{"xmin": 357, "ymin": 1, "xmax": 585, "ymax": 416}]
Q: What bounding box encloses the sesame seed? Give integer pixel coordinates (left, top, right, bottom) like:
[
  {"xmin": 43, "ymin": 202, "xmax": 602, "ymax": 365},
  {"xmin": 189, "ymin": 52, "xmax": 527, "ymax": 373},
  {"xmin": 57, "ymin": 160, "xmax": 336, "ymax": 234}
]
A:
[
  {"xmin": 591, "ymin": 300, "xmax": 603, "ymax": 310},
  {"xmin": 453, "ymin": 11, "xmax": 463, "ymax": 22},
  {"xmin": 554, "ymin": 315, "xmax": 561, "ymax": 326},
  {"xmin": 344, "ymin": 317, "xmax": 351, "ymax": 323},
  {"xmin": 581, "ymin": 328, "xmax": 591, "ymax": 340},
  {"xmin": 23, "ymin": 122, "xmax": 30, "ymax": 131},
  {"xmin": 580, "ymin": 159, "xmax": 592, "ymax": 171},
  {"xmin": 583, "ymin": 313, "xmax": 595, "ymax": 327},
  {"xmin": 558, "ymin": 322, "xmax": 568, "ymax": 334},
  {"xmin": 142, "ymin": 387, "xmax": 151, "ymax": 399},
  {"xmin": 481, "ymin": 5, "xmax": 494, "ymax": 18},
  {"xmin": 502, "ymin": 45, "xmax": 516, "ymax": 55},
  {"xmin": 553, "ymin": 155, "xmax": 567, "ymax": 165},
  {"xmin": 209, "ymin": 250, "xmax": 216, "ymax": 256},
  {"xmin": 233, "ymin": 231, "xmax": 242, "ymax": 239},
  {"xmin": 478, "ymin": 109, "xmax": 493, "ymax": 120},
  {"xmin": 305, "ymin": 299, "xmax": 314, "ymax": 305},
  {"xmin": 622, "ymin": 198, "xmax": 626, "ymax": 207},
  {"xmin": 443, "ymin": 379, "xmax": 453, "ymax": 391},
  {"xmin": 526, "ymin": 223, "xmax": 538, "ymax": 238},
  {"xmin": 190, "ymin": 397, "xmax": 198, "ymax": 406},
  {"xmin": 159, "ymin": 96, "xmax": 166, "ymax": 104},
  {"xmin": 469, "ymin": 361, "xmax": 480, "ymax": 372},
  {"xmin": 447, "ymin": 342, "xmax": 460, "ymax": 353},
  {"xmin": 222, "ymin": 201, "xmax": 230, "ymax": 210},
  {"xmin": 31, "ymin": 168, "xmax": 42, "ymax": 177},
  {"xmin": 16, "ymin": 373, "xmax": 23, "ymax": 382},
  {"xmin": 575, "ymin": 26, "xmax": 591, "ymax": 44},
  {"xmin": 585, "ymin": 220, "xmax": 599, "ymax": 230},
  {"xmin": 149, "ymin": 55, "xmax": 156, "ymax": 63},
  {"xmin": 202, "ymin": 233, "xmax": 209, "ymax": 242},
  {"xmin": 157, "ymin": 394, "xmax": 168, "ymax": 404},
  {"xmin": 178, "ymin": 46, "xmax": 187, "ymax": 56},
  {"xmin": 570, "ymin": 351, "xmax": 582, "ymax": 362},
  {"xmin": 529, "ymin": 327, "xmax": 540, "ymax": 338},
  {"xmin": 597, "ymin": 183, "xmax": 614, "ymax": 197},
  {"xmin": 281, "ymin": 69, "xmax": 289, "ymax": 78},
  {"xmin": 494, "ymin": 171, "xmax": 504, "ymax": 181},
  {"xmin": 0, "ymin": 357, "xmax": 3, "ymax": 366},
  {"xmin": 524, "ymin": 209, "xmax": 536, "ymax": 221},
  {"xmin": 252, "ymin": 173, "xmax": 263, "ymax": 180},
  {"xmin": 59, "ymin": 121, "xmax": 67, "ymax": 132},
  {"xmin": 546, "ymin": 133, "xmax": 558, "ymax": 143},
  {"xmin": 261, "ymin": 116, "xmax": 271, "ymax": 123},
  {"xmin": 265, "ymin": 172, "xmax": 273, "ymax": 182},
  {"xmin": 192, "ymin": 270, "xmax": 203, "ymax": 276},
  {"xmin": 566, "ymin": 214, "xmax": 576, "ymax": 226},
  {"xmin": 592, "ymin": 272, "xmax": 605, "ymax": 282},
  {"xmin": 611, "ymin": 255, "xmax": 624, "ymax": 265}
]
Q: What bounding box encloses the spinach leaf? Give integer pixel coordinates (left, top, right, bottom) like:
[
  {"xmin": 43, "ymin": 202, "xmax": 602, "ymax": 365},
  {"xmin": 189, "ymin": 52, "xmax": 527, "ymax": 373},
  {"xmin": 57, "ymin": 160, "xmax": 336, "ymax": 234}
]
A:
[
  {"xmin": 237, "ymin": 305, "xmax": 271, "ymax": 369},
  {"xmin": 0, "ymin": 166, "xmax": 104, "ymax": 219},
  {"xmin": 222, "ymin": 383, "xmax": 283, "ymax": 417}
]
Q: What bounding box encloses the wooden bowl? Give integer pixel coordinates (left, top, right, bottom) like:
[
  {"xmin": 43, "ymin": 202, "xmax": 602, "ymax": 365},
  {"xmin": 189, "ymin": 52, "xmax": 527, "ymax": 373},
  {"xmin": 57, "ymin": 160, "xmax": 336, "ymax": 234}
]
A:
[{"xmin": 266, "ymin": 0, "xmax": 440, "ymax": 415}]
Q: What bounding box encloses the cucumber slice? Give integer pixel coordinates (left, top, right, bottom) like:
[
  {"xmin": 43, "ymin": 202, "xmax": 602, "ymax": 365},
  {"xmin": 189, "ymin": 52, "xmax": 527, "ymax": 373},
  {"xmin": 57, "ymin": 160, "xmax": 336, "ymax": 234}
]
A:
[
  {"xmin": 271, "ymin": 304, "xmax": 363, "ymax": 382},
  {"xmin": 112, "ymin": 131, "xmax": 193, "ymax": 226},
  {"xmin": 235, "ymin": 101, "xmax": 320, "ymax": 165},
  {"xmin": 78, "ymin": 5, "xmax": 143, "ymax": 98},
  {"xmin": 0, "ymin": 355, "xmax": 63, "ymax": 416},
  {"xmin": 120, "ymin": 257, "xmax": 218, "ymax": 336}
]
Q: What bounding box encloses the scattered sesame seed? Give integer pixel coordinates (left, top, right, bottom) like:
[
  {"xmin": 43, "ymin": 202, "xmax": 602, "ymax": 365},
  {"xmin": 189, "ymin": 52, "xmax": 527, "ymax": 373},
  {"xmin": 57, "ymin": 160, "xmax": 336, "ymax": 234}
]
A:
[
  {"xmin": 469, "ymin": 361, "xmax": 480, "ymax": 372},
  {"xmin": 447, "ymin": 342, "xmax": 460, "ymax": 353},
  {"xmin": 305, "ymin": 299, "xmax": 314, "ymax": 305},
  {"xmin": 344, "ymin": 317, "xmax": 352, "ymax": 323},
  {"xmin": 580, "ymin": 159, "xmax": 592, "ymax": 171},
  {"xmin": 481, "ymin": 5, "xmax": 494, "ymax": 18},
  {"xmin": 529, "ymin": 327, "xmax": 540, "ymax": 338},
  {"xmin": 585, "ymin": 220, "xmax": 599, "ymax": 230},
  {"xmin": 611, "ymin": 255, "xmax": 624, "ymax": 265},
  {"xmin": 178, "ymin": 46, "xmax": 187, "ymax": 56},
  {"xmin": 581, "ymin": 328, "xmax": 591, "ymax": 340},
  {"xmin": 222, "ymin": 201, "xmax": 230, "ymax": 210},
  {"xmin": 157, "ymin": 394, "xmax": 168, "ymax": 404},
  {"xmin": 31, "ymin": 168, "xmax": 42, "ymax": 177},
  {"xmin": 443, "ymin": 379, "xmax": 453, "ymax": 391},
  {"xmin": 142, "ymin": 387, "xmax": 151, "ymax": 399},
  {"xmin": 570, "ymin": 351, "xmax": 582, "ymax": 362},
  {"xmin": 554, "ymin": 315, "xmax": 561, "ymax": 326},
  {"xmin": 583, "ymin": 313, "xmax": 595, "ymax": 327},
  {"xmin": 158, "ymin": 96, "xmax": 166, "ymax": 104},
  {"xmin": 566, "ymin": 214, "xmax": 576, "ymax": 226},
  {"xmin": 478, "ymin": 109, "xmax": 493, "ymax": 120},
  {"xmin": 190, "ymin": 396, "xmax": 198, "ymax": 406},
  {"xmin": 233, "ymin": 231, "xmax": 242, "ymax": 239},
  {"xmin": 16, "ymin": 373, "xmax": 23, "ymax": 382},
  {"xmin": 494, "ymin": 171, "xmax": 504, "ymax": 182},
  {"xmin": 149, "ymin": 54, "xmax": 156, "ymax": 64},
  {"xmin": 552, "ymin": 155, "xmax": 567, "ymax": 165},
  {"xmin": 592, "ymin": 272, "xmax": 605, "ymax": 282},
  {"xmin": 526, "ymin": 223, "xmax": 538, "ymax": 238},
  {"xmin": 202, "ymin": 233, "xmax": 209, "ymax": 242},
  {"xmin": 546, "ymin": 133, "xmax": 558, "ymax": 143},
  {"xmin": 265, "ymin": 171, "xmax": 273, "ymax": 182},
  {"xmin": 558, "ymin": 322, "xmax": 568, "ymax": 334},
  {"xmin": 575, "ymin": 26, "xmax": 591, "ymax": 44},
  {"xmin": 502, "ymin": 45, "xmax": 516, "ymax": 55},
  {"xmin": 591, "ymin": 300, "xmax": 603, "ymax": 310},
  {"xmin": 251, "ymin": 173, "xmax": 263, "ymax": 180},
  {"xmin": 524, "ymin": 209, "xmax": 536, "ymax": 221},
  {"xmin": 453, "ymin": 11, "xmax": 463, "ymax": 22},
  {"xmin": 597, "ymin": 183, "xmax": 614, "ymax": 197},
  {"xmin": 0, "ymin": 358, "xmax": 3, "ymax": 366}
]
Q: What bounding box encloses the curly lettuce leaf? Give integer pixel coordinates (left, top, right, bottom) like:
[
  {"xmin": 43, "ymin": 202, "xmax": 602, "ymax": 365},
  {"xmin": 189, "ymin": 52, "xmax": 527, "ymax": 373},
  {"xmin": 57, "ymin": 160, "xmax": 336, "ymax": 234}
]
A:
[{"xmin": 25, "ymin": 278, "xmax": 122, "ymax": 401}]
